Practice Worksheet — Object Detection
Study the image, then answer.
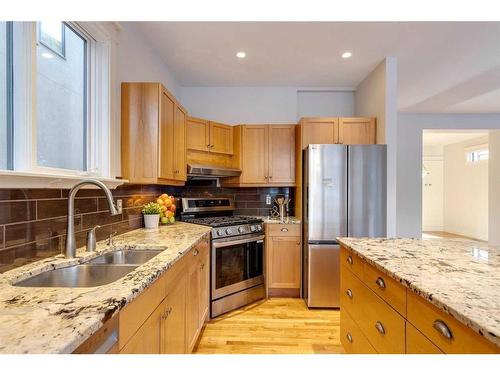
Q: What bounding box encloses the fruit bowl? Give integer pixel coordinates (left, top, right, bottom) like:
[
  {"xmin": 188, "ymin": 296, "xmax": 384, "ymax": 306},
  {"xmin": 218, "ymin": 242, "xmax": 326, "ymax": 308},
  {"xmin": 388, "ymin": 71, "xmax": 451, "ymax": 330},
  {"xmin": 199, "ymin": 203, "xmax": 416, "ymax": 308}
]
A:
[{"xmin": 156, "ymin": 193, "xmax": 177, "ymax": 225}]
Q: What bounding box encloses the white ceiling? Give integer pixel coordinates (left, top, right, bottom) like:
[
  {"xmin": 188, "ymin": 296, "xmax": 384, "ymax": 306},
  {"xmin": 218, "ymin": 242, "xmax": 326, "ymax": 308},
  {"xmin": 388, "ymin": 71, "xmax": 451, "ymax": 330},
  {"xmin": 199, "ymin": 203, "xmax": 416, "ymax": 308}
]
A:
[
  {"xmin": 423, "ymin": 130, "xmax": 489, "ymax": 147},
  {"xmin": 130, "ymin": 22, "xmax": 500, "ymax": 113}
]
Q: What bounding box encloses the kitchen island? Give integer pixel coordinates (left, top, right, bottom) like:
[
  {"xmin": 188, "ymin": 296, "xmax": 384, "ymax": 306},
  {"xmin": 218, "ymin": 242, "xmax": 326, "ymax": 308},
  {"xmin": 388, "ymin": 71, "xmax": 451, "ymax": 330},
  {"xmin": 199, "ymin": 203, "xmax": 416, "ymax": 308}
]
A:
[
  {"xmin": 0, "ymin": 222, "xmax": 211, "ymax": 354},
  {"xmin": 337, "ymin": 237, "xmax": 500, "ymax": 353}
]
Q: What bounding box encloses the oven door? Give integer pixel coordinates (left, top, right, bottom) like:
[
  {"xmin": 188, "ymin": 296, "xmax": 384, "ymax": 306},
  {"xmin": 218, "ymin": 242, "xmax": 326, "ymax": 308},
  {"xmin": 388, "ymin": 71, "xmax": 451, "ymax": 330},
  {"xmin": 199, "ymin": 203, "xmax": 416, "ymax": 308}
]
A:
[{"xmin": 212, "ymin": 235, "xmax": 265, "ymax": 300}]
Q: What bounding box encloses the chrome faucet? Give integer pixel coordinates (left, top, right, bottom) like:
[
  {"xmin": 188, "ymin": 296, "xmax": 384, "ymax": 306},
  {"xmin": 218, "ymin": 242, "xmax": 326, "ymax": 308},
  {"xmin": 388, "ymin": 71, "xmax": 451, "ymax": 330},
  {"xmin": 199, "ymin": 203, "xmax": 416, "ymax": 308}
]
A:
[{"xmin": 65, "ymin": 180, "xmax": 121, "ymax": 258}]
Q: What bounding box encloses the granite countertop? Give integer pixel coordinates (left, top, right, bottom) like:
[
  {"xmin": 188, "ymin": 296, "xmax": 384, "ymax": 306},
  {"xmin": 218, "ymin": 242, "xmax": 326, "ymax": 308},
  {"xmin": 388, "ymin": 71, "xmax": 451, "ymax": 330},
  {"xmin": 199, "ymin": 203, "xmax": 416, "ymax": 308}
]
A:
[
  {"xmin": 254, "ymin": 216, "xmax": 301, "ymax": 224},
  {"xmin": 0, "ymin": 222, "xmax": 211, "ymax": 354},
  {"xmin": 337, "ymin": 237, "xmax": 500, "ymax": 348}
]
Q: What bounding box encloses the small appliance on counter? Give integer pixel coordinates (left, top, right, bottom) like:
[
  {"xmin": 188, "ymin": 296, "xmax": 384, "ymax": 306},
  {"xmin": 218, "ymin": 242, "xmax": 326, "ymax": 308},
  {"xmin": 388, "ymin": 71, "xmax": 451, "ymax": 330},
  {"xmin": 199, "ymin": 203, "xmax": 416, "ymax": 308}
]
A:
[
  {"xmin": 180, "ymin": 197, "xmax": 265, "ymax": 318},
  {"xmin": 303, "ymin": 144, "xmax": 387, "ymax": 308}
]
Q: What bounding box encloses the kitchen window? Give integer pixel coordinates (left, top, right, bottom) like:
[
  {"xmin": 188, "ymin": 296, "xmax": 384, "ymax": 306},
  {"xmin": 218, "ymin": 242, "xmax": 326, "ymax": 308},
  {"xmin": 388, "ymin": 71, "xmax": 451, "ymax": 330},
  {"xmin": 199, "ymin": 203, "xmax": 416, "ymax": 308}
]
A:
[
  {"xmin": 0, "ymin": 22, "xmax": 118, "ymax": 187},
  {"xmin": 467, "ymin": 147, "xmax": 489, "ymax": 163},
  {"xmin": 0, "ymin": 22, "xmax": 13, "ymax": 170}
]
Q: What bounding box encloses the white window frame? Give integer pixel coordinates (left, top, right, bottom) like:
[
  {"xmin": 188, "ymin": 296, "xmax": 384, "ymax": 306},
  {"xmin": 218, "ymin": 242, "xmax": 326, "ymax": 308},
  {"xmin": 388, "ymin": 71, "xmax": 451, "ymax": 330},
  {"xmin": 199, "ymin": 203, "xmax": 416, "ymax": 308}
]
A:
[
  {"xmin": 3, "ymin": 21, "xmax": 121, "ymax": 188},
  {"xmin": 465, "ymin": 143, "xmax": 489, "ymax": 163}
]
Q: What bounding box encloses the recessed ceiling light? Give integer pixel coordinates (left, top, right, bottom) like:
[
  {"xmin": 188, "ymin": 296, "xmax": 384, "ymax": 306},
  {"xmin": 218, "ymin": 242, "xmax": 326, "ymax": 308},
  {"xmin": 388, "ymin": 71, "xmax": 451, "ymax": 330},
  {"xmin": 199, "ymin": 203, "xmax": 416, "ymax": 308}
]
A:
[
  {"xmin": 341, "ymin": 51, "xmax": 352, "ymax": 59},
  {"xmin": 236, "ymin": 51, "xmax": 246, "ymax": 59},
  {"xmin": 42, "ymin": 52, "xmax": 54, "ymax": 59}
]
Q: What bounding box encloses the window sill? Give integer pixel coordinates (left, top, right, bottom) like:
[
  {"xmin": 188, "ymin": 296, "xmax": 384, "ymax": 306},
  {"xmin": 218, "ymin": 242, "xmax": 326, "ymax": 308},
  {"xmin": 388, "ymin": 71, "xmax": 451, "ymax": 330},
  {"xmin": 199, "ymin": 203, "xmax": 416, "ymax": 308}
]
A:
[{"xmin": 0, "ymin": 170, "xmax": 128, "ymax": 189}]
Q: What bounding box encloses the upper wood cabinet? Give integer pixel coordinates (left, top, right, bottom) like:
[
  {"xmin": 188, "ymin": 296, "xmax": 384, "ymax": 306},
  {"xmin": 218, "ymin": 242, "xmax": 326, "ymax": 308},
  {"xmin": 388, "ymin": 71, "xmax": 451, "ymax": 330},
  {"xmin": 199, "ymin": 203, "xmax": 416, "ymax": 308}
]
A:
[
  {"xmin": 300, "ymin": 117, "xmax": 376, "ymax": 149},
  {"xmin": 224, "ymin": 124, "xmax": 296, "ymax": 187},
  {"xmin": 121, "ymin": 82, "xmax": 187, "ymax": 185},
  {"xmin": 300, "ymin": 117, "xmax": 338, "ymax": 149},
  {"xmin": 339, "ymin": 117, "xmax": 376, "ymax": 144},
  {"xmin": 187, "ymin": 117, "xmax": 233, "ymax": 155}
]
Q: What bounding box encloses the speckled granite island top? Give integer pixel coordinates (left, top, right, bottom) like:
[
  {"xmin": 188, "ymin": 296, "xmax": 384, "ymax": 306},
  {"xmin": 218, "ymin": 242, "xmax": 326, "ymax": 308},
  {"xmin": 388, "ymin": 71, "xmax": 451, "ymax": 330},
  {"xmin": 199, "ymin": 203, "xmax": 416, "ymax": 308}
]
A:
[
  {"xmin": 0, "ymin": 222, "xmax": 211, "ymax": 354},
  {"xmin": 337, "ymin": 237, "xmax": 500, "ymax": 348}
]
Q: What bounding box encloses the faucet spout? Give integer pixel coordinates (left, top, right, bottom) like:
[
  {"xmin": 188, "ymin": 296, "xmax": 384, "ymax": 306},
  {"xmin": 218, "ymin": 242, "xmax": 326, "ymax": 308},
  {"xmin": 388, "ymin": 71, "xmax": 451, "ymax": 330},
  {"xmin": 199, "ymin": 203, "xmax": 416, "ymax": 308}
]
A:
[{"xmin": 65, "ymin": 179, "xmax": 120, "ymax": 258}]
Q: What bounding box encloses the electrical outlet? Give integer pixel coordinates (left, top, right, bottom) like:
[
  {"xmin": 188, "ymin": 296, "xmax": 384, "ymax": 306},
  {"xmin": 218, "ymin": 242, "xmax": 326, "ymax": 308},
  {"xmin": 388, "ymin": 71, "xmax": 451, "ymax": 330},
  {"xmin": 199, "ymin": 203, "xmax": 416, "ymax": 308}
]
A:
[
  {"xmin": 266, "ymin": 194, "xmax": 272, "ymax": 205},
  {"xmin": 116, "ymin": 199, "xmax": 123, "ymax": 214}
]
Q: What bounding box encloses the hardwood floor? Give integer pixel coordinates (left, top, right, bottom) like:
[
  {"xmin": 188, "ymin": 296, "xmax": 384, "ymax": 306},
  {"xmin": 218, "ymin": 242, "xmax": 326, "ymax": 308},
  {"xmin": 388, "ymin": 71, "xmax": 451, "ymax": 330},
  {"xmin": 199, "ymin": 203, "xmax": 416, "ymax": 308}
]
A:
[
  {"xmin": 194, "ymin": 298, "xmax": 344, "ymax": 354},
  {"xmin": 422, "ymin": 231, "xmax": 486, "ymax": 242}
]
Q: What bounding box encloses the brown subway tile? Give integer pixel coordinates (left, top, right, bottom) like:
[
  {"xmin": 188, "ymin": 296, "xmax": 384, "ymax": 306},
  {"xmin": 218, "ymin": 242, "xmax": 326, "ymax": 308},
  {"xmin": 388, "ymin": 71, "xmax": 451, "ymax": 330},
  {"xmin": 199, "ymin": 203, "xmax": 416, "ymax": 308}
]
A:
[
  {"xmin": 0, "ymin": 189, "xmax": 61, "ymax": 201},
  {"xmin": 0, "ymin": 201, "xmax": 37, "ymax": 225},
  {"xmin": 122, "ymin": 207, "xmax": 143, "ymax": 221},
  {"xmin": 112, "ymin": 218, "xmax": 143, "ymax": 235},
  {"xmin": 81, "ymin": 211, "xmax": 123, "ymax": 230},
  {"xmin": 0, "ymin": 226, "xmax": 3, "ymax": 249},
  {"xmin": 37, "ymin": 198, "xmax": 97, "ymax": 219},
  {"xmin": 246, "ymin": 201, "xmax": 268, "ymax": 208},
  {"xmin": 234, "ymin": 194, "xmax": 261, "ymax": 202},
  {"xmin": 233, "ymin": 208, "xmax": 259, "ymax": 216},
  {"xmin": 98, "ymin": 195, "xmax": 155, "ymax": 211},
  {"xmin": 4, "ymin": 216, "xmax": 82, "ymax": 248}
]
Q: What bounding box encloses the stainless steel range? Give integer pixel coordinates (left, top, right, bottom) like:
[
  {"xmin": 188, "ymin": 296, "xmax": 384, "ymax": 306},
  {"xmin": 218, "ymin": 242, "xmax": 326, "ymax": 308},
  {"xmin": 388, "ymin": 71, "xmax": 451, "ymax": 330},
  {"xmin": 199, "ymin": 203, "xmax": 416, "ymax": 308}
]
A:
[{"xmin": 181, "ymin": 197, "xmax": 265, "ymax": 318}]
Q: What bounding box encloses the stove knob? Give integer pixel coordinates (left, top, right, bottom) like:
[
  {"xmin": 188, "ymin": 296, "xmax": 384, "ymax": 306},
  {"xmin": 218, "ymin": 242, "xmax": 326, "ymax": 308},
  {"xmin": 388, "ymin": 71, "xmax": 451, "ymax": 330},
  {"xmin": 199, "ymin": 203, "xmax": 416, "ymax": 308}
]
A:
[
  {"xmin": 250, "ymin": 225, "xmax": 257, "ymax": 232},
  {"xmin": 225, "ymin": 228, "xmax": 232, "ymax": 235},
  {"xmin": 216, "ymin": 229, "xmax": 224, "ymax": 237},
  {"xmin": 238, "ymin": 226, "xmax": 245, "ymax": 233},
  {"xmin": 256, "ymin": 225, "xmax": 262, "ymax": 231}
]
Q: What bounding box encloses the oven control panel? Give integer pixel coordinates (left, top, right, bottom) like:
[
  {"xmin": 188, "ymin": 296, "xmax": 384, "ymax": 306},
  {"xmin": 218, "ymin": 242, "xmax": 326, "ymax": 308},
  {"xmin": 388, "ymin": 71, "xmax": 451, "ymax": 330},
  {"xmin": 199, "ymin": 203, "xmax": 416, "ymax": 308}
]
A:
[{"xmin": 211, "ymin": 223, "xmax": 263, "ymax": 239}]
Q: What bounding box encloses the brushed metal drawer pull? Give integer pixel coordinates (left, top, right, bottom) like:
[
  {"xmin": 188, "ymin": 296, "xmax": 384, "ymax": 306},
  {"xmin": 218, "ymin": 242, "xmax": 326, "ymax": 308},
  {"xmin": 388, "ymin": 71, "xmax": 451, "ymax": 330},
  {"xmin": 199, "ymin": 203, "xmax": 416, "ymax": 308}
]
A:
[
  {"xmin": 346, "ymin": 289, "xmax": 353, "ymax": 298},
  {"xmin": 347, "ymin": 255, "xmax": 353, "ymax": 265},
  {"xmin": 433, "ymin": 319, "xmax": 453, "ymax": 340},
  {"xmin": 375, "ymin": 277, "xmax": 386, "ymax": 289},
  {"xmin": 346, "ymin": 332, "xmax": 353, "ymax": 343},
  {"xmin": 375, "ymin": 321, "xmax": 385, "ymax": 335},
  {"xmin": 281, "ymin": 228, "xmax": 289, "ymax": 232}
]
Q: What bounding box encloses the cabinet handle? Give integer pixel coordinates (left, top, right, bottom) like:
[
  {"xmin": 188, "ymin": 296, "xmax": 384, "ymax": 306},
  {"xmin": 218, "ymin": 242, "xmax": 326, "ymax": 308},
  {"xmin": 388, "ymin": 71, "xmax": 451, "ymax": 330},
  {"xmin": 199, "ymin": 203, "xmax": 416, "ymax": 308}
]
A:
[
  {"xmin": 375, "ymin": 277, "xmax": 386, "ymax": 289},
  {"xmin": 161, "ymin": 307, "xmax": 173, "ymax": 320},
  {"xmin": 346, "ymin": 289, "xmax": 353, "ymax": 298},
  {"xmin": 346, "ymin": 332, "xmax": 353, "ymax": 343},
  {"xmin": 433, "ymin": 319, "xmax": 453, "ymax": 340},
  {"xmin": 347, "ymin": 255, "xmax": 353, "ymax": 265},
  {"xmin": 193, "ymin": 249, "xmax": 199, "ymax": 256},
  {"xmin": 375, "ymin": 321, "xmax": 385, "ymax": 335},
  {"xmin": 200, "ymin": 263, "xmax": 205, "ymax": 270},
  {"xmin": 269, "ymin": 176, "xmax": 273, "ymax": 179},
  {"xmin": 210, "ymin": 145, "xmax": 214, "ymax": 148},
  {"xmin": 281, "ymin": 227, "xmax": 289, "ymax": 232}
]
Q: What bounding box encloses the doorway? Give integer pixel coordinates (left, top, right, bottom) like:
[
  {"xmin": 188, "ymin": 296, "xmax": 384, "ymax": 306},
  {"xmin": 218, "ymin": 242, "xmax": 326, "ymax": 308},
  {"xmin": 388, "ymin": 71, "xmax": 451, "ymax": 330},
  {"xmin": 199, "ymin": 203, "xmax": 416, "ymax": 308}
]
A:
[{"xmin": 422, "ymin": 130, "xmax": 489, "ymax": 242}]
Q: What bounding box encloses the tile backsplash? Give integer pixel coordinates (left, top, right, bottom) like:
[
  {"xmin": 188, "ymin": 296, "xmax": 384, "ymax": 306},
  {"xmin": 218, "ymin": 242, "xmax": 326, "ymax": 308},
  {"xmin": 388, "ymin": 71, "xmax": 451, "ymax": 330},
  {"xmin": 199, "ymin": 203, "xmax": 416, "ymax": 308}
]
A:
[{"xmin": 0, "ymin": 182, "xmax": 294, "ymax": 272}]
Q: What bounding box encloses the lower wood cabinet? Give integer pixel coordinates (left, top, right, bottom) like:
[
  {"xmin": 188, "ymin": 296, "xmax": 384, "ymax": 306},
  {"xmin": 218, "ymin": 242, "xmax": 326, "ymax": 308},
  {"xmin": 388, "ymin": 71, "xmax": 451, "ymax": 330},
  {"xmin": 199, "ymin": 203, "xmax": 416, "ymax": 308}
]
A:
[
  {"xmin": 340, "ymin": 245, "xmax": 500, "ymax": 354},
  {"xmin": 265, "ymin": 223, "xmax": 301, "ymax": 297},
  {"xmin": 118, "ymin": 236, "xmax": 209, "ymax": 354}
]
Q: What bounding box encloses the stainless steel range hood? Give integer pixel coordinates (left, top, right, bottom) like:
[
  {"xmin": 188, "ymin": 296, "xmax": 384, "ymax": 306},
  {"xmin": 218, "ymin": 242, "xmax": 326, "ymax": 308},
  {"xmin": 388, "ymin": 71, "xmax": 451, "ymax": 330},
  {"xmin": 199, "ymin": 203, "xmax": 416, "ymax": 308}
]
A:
[{"xmin": 187, "ymin": 164, "xmax": 241, "ymax": 178}]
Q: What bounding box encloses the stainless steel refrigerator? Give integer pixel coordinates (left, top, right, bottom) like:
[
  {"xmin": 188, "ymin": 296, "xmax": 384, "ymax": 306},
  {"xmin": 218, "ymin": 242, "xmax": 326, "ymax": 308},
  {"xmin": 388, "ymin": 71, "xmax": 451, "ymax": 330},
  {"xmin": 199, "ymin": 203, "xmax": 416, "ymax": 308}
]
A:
[{"xmin": 303, "ymin": 144, "xmax": 387, "ymax": 308}]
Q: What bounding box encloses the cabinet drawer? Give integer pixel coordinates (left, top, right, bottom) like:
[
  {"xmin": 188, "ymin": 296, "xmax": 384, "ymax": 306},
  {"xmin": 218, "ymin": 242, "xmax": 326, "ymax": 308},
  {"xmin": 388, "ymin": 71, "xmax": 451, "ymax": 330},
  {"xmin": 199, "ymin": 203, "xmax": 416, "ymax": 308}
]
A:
[
  {"xmin": 340, "ymin": 246, "xmax": 363, "ymax": 279},
  {"xmin": 266, "ymin": 223, "xmax": 300, "ymax": 237},
  {"xmin": 341, "ymin": 265, "xmax": 405, "ymax": 353},
  {"xmin": 407, "ymin": 291, "xmax": 499, "ymax": 354},
  {"xmin": 341, "ymin": 309, "xmax": 377, "ymax": 354},
  {"xmin": 406, "ymin": 322, "xmax": 443, "ymax": 354},
  {"xmin": 362, "ymin": 261, "xmax": 406, "ymax": 317}
]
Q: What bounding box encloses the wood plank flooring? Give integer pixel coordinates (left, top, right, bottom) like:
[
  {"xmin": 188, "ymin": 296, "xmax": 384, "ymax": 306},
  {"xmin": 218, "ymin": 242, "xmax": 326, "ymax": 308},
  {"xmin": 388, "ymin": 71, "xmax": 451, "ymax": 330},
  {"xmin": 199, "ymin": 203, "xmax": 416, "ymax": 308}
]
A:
[
  {"xmin": 423, "ymin": 231, "xmax": 485, "ymax": 242},
  {"xmin": 194, "ymin": 298, "xmax": 344, "ymax": 354}
]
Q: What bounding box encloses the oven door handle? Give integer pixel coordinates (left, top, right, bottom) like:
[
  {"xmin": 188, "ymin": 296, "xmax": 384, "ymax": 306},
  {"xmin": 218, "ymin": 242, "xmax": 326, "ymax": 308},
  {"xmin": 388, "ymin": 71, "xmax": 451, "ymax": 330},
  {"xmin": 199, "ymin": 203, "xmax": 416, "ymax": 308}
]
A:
[{"xmin": 212, "ymin": 235, "xmax": 265, "ymax": 248}]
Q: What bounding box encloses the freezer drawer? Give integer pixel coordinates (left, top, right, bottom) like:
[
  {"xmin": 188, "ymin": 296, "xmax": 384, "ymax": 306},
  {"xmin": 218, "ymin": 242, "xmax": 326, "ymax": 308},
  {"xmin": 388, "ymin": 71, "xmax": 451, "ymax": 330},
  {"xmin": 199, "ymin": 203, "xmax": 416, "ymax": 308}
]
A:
[{"xmin": 306, "ymin": 244, "xmax": 340, "ymax": 308}]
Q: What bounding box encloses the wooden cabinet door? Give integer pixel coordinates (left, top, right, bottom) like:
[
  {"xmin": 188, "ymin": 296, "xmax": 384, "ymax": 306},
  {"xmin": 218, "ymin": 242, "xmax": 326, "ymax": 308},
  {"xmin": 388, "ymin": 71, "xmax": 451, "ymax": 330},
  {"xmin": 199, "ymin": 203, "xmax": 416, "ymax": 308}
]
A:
[
  {"xmin": 173, "ymin": 105, "xmax": 187, "ymax": 181},
  {"xmin": 268, "ymin": 236, "xmax": 301, "ymax": 289},
  {"xmin": 338, "ymin": 117, "xmax": 376, "ymax": 144},
  {"xmin": 120, "ymin": 83, "xmax": 159, "ymax": 183},
  {"xmin": 120, "ymin": 299, "xmax": 165, "ymax": 354},
  {"xmin": 406, "ymin": 323, "xmax": 443, "ymax": 354},
  {"xmin": 301, "ymin": 118, "xmax": 338, "ymax": 149},
  {"xmin": 209, "ymin": 121, "xmax": 233, "ymax": 155},
  {"xmin": 268, "ymin": 125, "xmax": 296, "ymax": 185},
  {"xmin": 198, "ymin": 242, "xmax": 210, "ymax": 327},
  {"xmin": 158, "ymin": 89, "xmax": 176, "ymax": 180},
  {"xmin": 240, "ymin": 125, "xmax": 269, "ymax": 184},
  {"xmin": 186, "ymin": 254, "xmax": 200, "ymax": 352},
  {"xmin": 161, "ymin": 272, "xmax": 187, "ymax": 354},
  {"xmin": 187, "ymin": 117, "xmax": 210, "ymax": 152}
]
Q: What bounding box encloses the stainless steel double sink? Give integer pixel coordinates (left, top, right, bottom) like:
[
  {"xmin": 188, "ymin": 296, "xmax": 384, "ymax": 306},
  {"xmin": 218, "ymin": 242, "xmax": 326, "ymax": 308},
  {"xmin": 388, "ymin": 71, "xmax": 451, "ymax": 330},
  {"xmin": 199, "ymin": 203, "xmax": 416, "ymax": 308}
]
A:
[{"xmin": 14, "ymin": 249, "xmax": 163, "ymax": 288}]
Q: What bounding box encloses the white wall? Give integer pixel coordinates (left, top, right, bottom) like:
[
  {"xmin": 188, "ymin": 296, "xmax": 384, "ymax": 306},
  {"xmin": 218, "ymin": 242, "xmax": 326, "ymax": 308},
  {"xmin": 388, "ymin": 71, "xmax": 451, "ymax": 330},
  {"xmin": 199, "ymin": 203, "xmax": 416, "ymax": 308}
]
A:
[
  {"xmin": 396, "ymin": 113, "xmax": 500, "ymax": 238},
  {"xmin": 422, "ymin": 158, "xmax": 444, "ymax": 231},
  {"xmin": 354, "ymin": 58, "xmax": 398, "ymax": 236},
  {"xmin": 442, "ymin": 136, "xmax": 488, "ymax": 241},
  {"xmin": 488, "ymin": 131, "xmax": 500, "ymax": 245},
  {"xmin": 180, "ymin": 87, "xmax": 355, "ymax": 124}
]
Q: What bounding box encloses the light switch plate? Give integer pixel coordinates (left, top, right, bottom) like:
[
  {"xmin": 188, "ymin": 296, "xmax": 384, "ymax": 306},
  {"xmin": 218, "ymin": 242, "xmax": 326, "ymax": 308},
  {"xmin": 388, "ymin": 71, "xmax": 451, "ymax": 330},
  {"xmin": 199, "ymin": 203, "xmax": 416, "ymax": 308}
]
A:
[
  {"xmin": 116, "ymin": 199, "xmax": 123, "ymax": 214},
  {"xmin": 266, "ymin": 194, "xmax": 271, "ymax": 205}
]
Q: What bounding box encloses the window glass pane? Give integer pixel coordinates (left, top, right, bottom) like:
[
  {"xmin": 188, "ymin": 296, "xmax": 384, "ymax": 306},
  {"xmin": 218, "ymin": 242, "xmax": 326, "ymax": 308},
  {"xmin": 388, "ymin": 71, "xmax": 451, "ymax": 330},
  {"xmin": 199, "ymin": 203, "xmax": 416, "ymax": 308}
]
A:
[
  {"xmin": 0, "ymin": 22, "xmax": 9, "ymax": 170},
  {"xmin": 36, "ymin": 22, "xmax": 87, "ymax": 171},
  {"xmin": 39, "ymin": 21, "xmax": 64, "ymax": 57}
]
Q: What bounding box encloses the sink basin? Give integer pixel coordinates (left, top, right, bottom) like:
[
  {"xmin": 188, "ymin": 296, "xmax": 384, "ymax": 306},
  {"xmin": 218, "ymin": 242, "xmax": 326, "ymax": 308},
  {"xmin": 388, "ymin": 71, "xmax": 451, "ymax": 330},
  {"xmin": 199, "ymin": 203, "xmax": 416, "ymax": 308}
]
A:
[
  {"xmin": 14, "ymin": 264, "xmax": 138, "ymax": 288},
  {"xmin": 88, "ymin": 249, "xmax": 163, "ymax": 265}
]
